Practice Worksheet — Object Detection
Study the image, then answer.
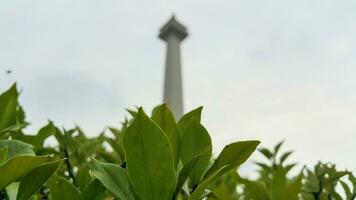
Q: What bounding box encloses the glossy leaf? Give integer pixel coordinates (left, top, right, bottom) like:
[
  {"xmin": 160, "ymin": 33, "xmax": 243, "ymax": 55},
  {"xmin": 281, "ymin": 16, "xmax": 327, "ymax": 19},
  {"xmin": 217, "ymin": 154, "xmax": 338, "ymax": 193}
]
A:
[
  {"xmin": 89, "ymin": 159, "xmax": 135, "ymax": 200},
  {"xmin": 123, "ymin": 108, "xmax": 176, "ymax": 200},
  {"xmin": 189, "ymin": 165, "xmax": 229, "ymax": 200},
  {"xmin": 17, "ymin": 159, "xmax": 63, "ymax": 200},
  {"xmin": 177, "ymin": 107, "xmax": 203, "ymax": 136},
  {"xmin": 173, "ymin": 153, "xmax": 205, "ymax": 197},
  {"xmin": 151, "ymin": 104, "xmax": 180, "ymax": 168},
  {"xmin": 180, "ymin": 119, "xmax": 212, "ymax": 187},
  {"xmin": 0, "ymin": 155, "xmax": 55, "ymax": 190},
  {"xmin": 204, "ymin": 141, "xmax": 260, "ymax": 179}
]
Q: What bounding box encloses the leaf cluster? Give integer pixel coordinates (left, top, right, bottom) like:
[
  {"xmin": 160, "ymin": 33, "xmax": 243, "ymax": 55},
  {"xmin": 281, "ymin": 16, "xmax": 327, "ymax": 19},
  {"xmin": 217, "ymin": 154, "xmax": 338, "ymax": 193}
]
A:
[{"xmin": 0, "ymin": 84, "xmax": 260, "ymax": 200}]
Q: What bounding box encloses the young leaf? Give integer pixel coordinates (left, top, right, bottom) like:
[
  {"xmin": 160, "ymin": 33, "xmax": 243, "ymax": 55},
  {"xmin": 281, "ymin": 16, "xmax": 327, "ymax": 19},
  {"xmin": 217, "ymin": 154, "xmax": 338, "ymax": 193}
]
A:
[
  {"xmin": 255, "ymin": 162, "xmax": 271, "ymax": 172},
  {"xmin": 274, "ymin": 140, "xmax": 284, "ymax": 154},
  {"xmin": 204, "ymin": 141, "xmax": 260, "ymax": 179},
  {"xmin": 49, "ymin": 177, "xmax": 81, "ymax": 200},
  {"xmin": 180, "ymin": 119, "xmax": 212, "ymax": 187},
  {"xmin": 0, "ymin": 155, "xmax": 55, "ymax": 190},
  {"xmin": 123, "ymin": 108, "xmax": 176, "ymax": 200},
  {"xmin": 151, "ymin": 104, "xmax": 180, "ymax": 168},
  {"xmin": 177, "ymin": 107, "xmax": 203, "ymax": 136},
  {"xmin": 280, "ymin": 150, "xmax": 293, "ymax": 164},
  {"xmin": 32, "ymin": 121, "xmax": 56, "ymax": 148},
  {"xmin": 17, "ymin": 159, "xmax": 63, "ymax": 200},
  {"xmin": 82, "ymin": 179, "xmax": 105, "ymax": 200},
  {"xmin": 259, "ymin": 148, "xmax": 273, "ymax": 159},
  {"xmin": 0, "ymin": 84, "xmax": 20, "ymax": 132},
  {"xmin": 89, "ymin": 159, "xmax": 135, "ymax": 200}
]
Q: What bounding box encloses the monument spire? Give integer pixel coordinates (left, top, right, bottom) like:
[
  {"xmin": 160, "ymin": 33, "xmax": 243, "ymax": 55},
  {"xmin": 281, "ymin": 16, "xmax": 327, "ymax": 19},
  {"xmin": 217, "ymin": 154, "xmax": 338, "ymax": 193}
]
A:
[{"xmin": 159, "ymin": 15, "xmax": 188, "ymax": 119}]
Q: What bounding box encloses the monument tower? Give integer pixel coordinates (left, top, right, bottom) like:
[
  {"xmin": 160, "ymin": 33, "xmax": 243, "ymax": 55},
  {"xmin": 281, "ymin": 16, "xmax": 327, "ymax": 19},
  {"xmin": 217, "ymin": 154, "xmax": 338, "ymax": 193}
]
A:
[{"xmin": 159, "ymin": 15, "xmax": 188, "ymax": 119}]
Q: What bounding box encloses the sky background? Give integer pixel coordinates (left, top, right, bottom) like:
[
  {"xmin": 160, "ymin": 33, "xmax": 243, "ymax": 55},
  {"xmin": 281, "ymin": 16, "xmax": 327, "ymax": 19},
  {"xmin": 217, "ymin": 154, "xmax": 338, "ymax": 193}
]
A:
[{"xmin": 1, "ymin": 0, "xmax": 355, "ymax": 173}]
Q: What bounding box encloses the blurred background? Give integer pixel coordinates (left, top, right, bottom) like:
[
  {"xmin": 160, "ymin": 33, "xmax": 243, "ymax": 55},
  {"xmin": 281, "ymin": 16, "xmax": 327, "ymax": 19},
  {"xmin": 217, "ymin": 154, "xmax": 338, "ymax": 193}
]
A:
[{"xmin": 1, "ymin": 0, "xmax": 355, "ymax": 173}]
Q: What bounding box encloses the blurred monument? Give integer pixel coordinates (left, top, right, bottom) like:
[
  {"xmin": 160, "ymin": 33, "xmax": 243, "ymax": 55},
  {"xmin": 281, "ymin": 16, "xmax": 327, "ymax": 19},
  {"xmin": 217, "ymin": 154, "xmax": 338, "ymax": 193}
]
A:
[{"xmin": 159, "ymin": 15, "xmax": 188, "ymax": 119}]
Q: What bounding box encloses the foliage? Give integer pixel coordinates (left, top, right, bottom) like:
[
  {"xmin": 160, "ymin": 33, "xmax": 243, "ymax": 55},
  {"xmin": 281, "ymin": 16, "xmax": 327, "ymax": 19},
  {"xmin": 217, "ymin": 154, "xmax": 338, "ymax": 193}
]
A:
[
  {"xmin": 210, "ymin": 141, "xmax": 356, "ymax": 200},
  {"xmin": 0, "ymin": 84, "xmax": 259, "ymax": 199}
]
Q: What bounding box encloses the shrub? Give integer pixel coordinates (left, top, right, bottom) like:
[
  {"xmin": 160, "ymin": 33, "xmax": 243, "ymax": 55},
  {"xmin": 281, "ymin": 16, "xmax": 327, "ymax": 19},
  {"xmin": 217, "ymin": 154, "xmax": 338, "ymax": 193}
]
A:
[
  {"xmin": 0, "ymin": 84, "xmax": 259, "ymax": 200},
  {"xmin": 1, "ymin": 84, "xmax": 354, "ymax": 200}
]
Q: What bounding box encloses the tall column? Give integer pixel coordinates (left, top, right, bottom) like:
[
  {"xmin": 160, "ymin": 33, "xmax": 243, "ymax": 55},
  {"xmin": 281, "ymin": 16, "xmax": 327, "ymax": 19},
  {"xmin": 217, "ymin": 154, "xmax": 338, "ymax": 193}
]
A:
[{"xmin": 159, "ymin": 15, "xmax": 188, "ymax": 119}]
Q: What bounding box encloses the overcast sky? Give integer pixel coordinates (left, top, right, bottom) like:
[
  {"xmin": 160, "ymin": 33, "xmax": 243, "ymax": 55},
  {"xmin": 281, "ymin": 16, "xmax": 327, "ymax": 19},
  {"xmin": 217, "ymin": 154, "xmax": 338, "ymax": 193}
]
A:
[{"xmin": 1, "ymin": 0, "xmax": 355, "ymax": 173}]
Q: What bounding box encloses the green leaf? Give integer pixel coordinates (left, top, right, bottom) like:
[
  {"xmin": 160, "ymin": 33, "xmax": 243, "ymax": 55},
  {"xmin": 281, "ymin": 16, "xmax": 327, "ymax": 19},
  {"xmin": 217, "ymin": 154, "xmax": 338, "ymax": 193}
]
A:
[
  {"xmin": 0, "ymin": 146, "xmax": 8, "ymax": 165},
  {"xmin": 274, "ymin": 140, "xmax": 284, "ymax": 154},
  {"xmin": 106, "ymin": 137, "xmax": 125, "ymax": 163},
  {"xmin": 17, "ymin": 159, "xmax": 63, "ymax": 200},
  {"xmin": 76, "ymin": 164, "xmax": 92, "ymax": 190},
  {"xmin": 126, "ymin": 108, "xmax": 138, "ymax": 117},
  {"xmin": 280, "ymin": 173, "xmax": 303, "ymax": 200},
  {"xmin": 280, "ymin": 150, "xmax": 293, "ymax": 164},
  {"xmin": 255, "ymin": 162, "xmax": 271, "ymax": 172},
  {"xmin": 212, "ymin": 183, "xmax": 234, "ymax": 200},
  {"xmin": 108, "ymin": 127, "xmax": 122, "ymax": 138},
  {"xmin": 0, "ymin": 155, "xmax": 55, "ymax": 190},
  {"xmin": 82, "ymin": 179, "xmax": 105, "ymax": 200},
  {"xmin": 269, "ymin": 167, "xmax": 288, "ymax": 200},
  {"xmin": 180, "ymin": 119, "xmax": 212, "ymax": 187},
  {"xmin": 0, "ymin": 139, "xmax": 34, "ymax": 160},
  {"xmin": 173, "ymin": 153, "xmax": 205, "ymax": 198},
  {"xmin": 89, "ymin": 159, "xmax": 135, "ymax": 200},
  {"xmin": 259, "ymin": 148, "xmax": 273, "ymax": 159},
  {"xmin": 285, "ymin": 163, "xmax": 297, "ymax": 173},
  {"xmin": 189, "ymin": 165, "xmax": 229, "ymax": 200},
  {"xmin": 95, "ymin": 150, "xmax": 119, "ymax": 164},
  {"xmin": 32, "ymin": 122, "xmax": 56, "ymax": 148},
  {"xmin": 238, "ymin": 178, "xmax": 269, "ymax": 200},
  {"xmin": 49, "ymin": 177, "xmax": 81, "ymax": 200},
  {"xmin": 123, "ymin": 108, "xmax": 176, "ymax": 200},
  {"xmin": 151, "ymin": 104, "xmax": 180, "ymax": 168},
  {"xmin": 204, "ymin": 141, "xmax": 260, "ymax": 179},
  {"xmin": 177, "ymin": 106, "xmax": 203, "ymax": 136},
  {"xmin": 340, "ymin": 180, "xmax": 351, "ymax": 198},
  {"xmin": 0, "ymin": 84, "xmax": 20, "ymax": 132},
  {"xmin": 11, "ymin": 122, "xmax": 55, "ymax": 151}
]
